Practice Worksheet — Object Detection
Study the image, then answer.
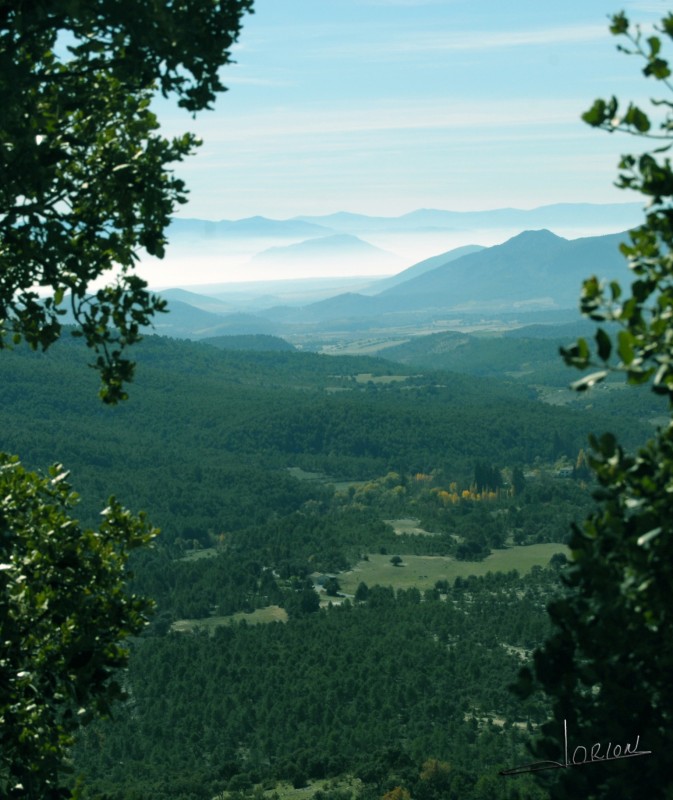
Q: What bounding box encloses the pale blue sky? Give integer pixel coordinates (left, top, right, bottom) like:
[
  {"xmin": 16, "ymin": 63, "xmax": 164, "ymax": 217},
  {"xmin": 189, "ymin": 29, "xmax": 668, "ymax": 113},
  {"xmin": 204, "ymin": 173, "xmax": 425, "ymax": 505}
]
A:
[{"xmin": 155, "ymin": 0, "xmax": 664, "ymax": 220}]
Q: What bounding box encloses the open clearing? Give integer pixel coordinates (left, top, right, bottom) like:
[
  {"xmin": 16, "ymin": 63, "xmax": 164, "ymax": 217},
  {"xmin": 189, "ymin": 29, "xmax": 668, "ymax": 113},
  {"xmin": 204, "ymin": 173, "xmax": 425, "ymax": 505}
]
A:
[
  {"xmin": 385, "ymin": 517, "xmax": 437, "ymax": 536},
  {"xmin": 172, "ymin": 605, "xmax": 287, "ymax": 634},
  {"xmin": 179, "ymin": 546, "xmax": 221, "ymax": 562},
  {"xmin": 339, "ymin": 543, "xmax": 566, "ymax": 595},
  {"xmin": 354, "ymin": 372, "xmax": 410, "ymax": 384},
  {"xmin": 268, "ymin": 778, "xmax": 362, "ymax": 800},
  {"xmin": 286, "ymin": 465, "xmax": 366, "ymax": 493}
]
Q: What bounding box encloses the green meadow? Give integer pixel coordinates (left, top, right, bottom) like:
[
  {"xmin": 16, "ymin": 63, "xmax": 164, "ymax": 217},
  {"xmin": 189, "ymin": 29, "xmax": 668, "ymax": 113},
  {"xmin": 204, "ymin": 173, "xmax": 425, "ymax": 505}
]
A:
[{"xmin": 337, "ymin": 543, "xmax": 566, "ymax": 596}]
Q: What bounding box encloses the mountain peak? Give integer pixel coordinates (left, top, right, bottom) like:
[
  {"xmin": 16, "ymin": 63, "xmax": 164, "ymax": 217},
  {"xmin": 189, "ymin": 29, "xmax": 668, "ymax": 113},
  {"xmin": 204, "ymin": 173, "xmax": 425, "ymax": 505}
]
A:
[
  {"xmin": 506, "ymin": 229, "xmax": 566, "ymax": 243},
  {"xmin": 493, "ymin": 229, "xmax": 568, "ymax": 256}
]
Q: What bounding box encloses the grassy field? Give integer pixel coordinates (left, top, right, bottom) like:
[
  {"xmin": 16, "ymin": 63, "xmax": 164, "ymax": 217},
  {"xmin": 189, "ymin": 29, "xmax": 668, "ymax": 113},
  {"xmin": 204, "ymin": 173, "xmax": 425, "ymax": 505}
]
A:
[
  {"xmin": 338, "ymin": 543, "xmax": 566, "ymax": 596},
  {"xmin": 286, "ymin": 465, "xmax": 366, "ymax": 493},
  {"xmin": 172, "ymin": 605, "xmax": 287, "ymax": 634},
  {"xmin": 385, "ymin": 517, "xmax": 437, "ymax": 536},
  {"xmin": 214, "ymin": 776, "xmax": 364, "ymax": 800},
  {"xmin": 178, "ymin": 546, "xmax": 221, "ymax": 562}
]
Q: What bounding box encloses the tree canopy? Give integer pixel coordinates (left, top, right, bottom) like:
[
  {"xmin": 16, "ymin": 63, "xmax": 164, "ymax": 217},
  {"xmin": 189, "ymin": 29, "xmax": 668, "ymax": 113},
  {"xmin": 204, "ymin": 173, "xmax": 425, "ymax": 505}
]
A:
[
  {"xmin": 0, "ymin": 0, "xmax": 253, "ymax": 402},
  {"xmin": 517, "ymin": 11, "xmax": 673, "ymax": 799},
  {"xmin": 0, "ymin": 456, "xmax": 157, "ymax": 798},
  {"xmin": 0, "ymin": 2, "xmax": 253, "ymax": 796}
]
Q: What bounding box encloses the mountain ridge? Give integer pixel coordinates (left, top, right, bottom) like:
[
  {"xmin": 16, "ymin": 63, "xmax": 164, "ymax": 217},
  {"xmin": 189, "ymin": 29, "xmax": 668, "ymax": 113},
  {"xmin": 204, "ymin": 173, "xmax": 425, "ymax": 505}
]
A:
[
  {"xmin": 166, "ymin": 202, "xmax": 642, "ymax": 240},
  {"xmin": 281, "ymin": 229, "xmax": 630, "ymax": 322},
  {"xmin": 151, "ymin": 225, "xmax": 636, "ymax": 340},
  {"xmin": 291, "ymin": 202, "xmax": 642, "ymax": 233}
]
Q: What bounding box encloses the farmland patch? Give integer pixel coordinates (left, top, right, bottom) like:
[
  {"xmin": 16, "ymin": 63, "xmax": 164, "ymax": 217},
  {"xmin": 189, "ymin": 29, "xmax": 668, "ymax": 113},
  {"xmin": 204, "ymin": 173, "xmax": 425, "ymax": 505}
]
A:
[{"xmin": 339, "ymin": 543, "xmax": 567, "ymax": 595}]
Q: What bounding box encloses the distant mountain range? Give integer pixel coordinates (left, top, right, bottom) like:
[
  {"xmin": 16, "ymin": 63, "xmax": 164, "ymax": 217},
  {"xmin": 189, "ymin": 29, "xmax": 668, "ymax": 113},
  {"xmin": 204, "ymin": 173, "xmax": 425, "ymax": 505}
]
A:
[
  {"xmin": 154, "ymin": 202, "xmax": 643, "ymax": 297},
  {"xmin": 167, "ymin": 216, "xmax": 333, "ymax": 240},
  {"xmin": 261, "ymin": 229, "xmax": 629, "ymax": 324},
  {"xmin": 153, "ymin": 226, "xmax": 634, "ymax": 340},
  {"xmin": 167, "ymin": 202, "xmax": 642, "ymax": 243},
  {"xmin": 293, "ymin": 202, "xmax": 642, "ymax": 234}
]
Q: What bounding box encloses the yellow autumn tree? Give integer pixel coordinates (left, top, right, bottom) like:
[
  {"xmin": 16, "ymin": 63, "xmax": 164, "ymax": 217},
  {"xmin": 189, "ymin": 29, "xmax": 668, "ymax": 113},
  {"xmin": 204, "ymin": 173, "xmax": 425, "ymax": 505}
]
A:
[{"xmin": 381, "ymin": 786, "xmax": 411, "ymax": 800}]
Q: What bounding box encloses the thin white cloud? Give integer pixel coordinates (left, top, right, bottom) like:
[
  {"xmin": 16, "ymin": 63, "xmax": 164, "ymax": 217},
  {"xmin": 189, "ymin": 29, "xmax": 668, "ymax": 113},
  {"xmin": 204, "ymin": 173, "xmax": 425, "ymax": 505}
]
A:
[
  {"xmin": 365, "ymin": 0, "xmax": 452, "ymax": 6},
  {"xmin": 318, "ymin": 24, "xmax": 609, "ymax": 60},
  {"xmin": 183, "ymin": 97, "xmax": 585, "ymax": 145},
  {"xmin": 624, "ymin": 2, "xmax": 670, "ymax": 14},
  {"xmin": 224, "ymin": 75, "xmax": 293, "ymax": 88},
  {"xmin": 413, "ymin": 24, "xmax": 609, "ymax": 50}
]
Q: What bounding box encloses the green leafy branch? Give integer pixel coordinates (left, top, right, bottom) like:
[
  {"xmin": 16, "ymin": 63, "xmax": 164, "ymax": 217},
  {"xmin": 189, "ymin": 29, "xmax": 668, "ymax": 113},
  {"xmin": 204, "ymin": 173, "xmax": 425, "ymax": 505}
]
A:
[{"xmin": 562, "ymin": 13, "xmax": 673, "ymax": 405}]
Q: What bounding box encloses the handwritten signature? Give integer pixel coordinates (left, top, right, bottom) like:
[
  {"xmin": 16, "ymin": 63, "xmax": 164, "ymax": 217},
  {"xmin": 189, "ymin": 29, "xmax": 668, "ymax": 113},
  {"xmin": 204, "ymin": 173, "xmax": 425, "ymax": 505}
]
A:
[{"xmin": 499, "ymin": 719, "xmax": 652, "ymax": 776}]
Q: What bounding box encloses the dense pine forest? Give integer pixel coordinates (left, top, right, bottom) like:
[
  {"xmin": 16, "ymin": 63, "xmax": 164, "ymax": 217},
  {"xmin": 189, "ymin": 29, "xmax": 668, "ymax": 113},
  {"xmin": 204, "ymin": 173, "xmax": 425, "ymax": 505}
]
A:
[
  {"xmin": 0, "ymin": 332, "xmax": 659, "ymax": 799},
  {"xmin": 76, "ymin": 567, "xmax": 558, "ymax": 800}
]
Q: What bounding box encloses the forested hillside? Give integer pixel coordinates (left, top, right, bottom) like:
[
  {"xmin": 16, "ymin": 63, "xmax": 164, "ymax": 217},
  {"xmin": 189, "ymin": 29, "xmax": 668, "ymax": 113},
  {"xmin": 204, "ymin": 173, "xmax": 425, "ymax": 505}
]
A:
[
  {"xmin": 380, "ymin": 326, "xmax": 670, "ymax": 421},
  {"xmin": 380, "ymin": 328, "xmax": 593, "ymax": 385},
  {"xmin": 1, "ymin": 332, "xmax": 637, "ymax": 542},
  {"xmin": 0, "ymin": 334, "xmax": 646, "ymax": 798}
]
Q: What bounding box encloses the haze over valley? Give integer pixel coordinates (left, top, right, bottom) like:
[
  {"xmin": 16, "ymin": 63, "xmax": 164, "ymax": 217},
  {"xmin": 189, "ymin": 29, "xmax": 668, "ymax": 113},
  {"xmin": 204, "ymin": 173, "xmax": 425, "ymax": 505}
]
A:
[{"xmin": 146, "ymin": 202, "xmax": 642, "ymax": 352}]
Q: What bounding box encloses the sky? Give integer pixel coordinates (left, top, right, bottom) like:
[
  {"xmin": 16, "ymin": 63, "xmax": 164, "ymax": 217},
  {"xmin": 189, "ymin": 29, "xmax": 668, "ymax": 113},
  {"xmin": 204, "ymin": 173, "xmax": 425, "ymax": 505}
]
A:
[
  {"xmin": 133, "ymin": 0, "xmax": 669, "ymax": 287},
  {"xmin": 153, "ymin": 0, "xmax": 665, "ymax": 222}
]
